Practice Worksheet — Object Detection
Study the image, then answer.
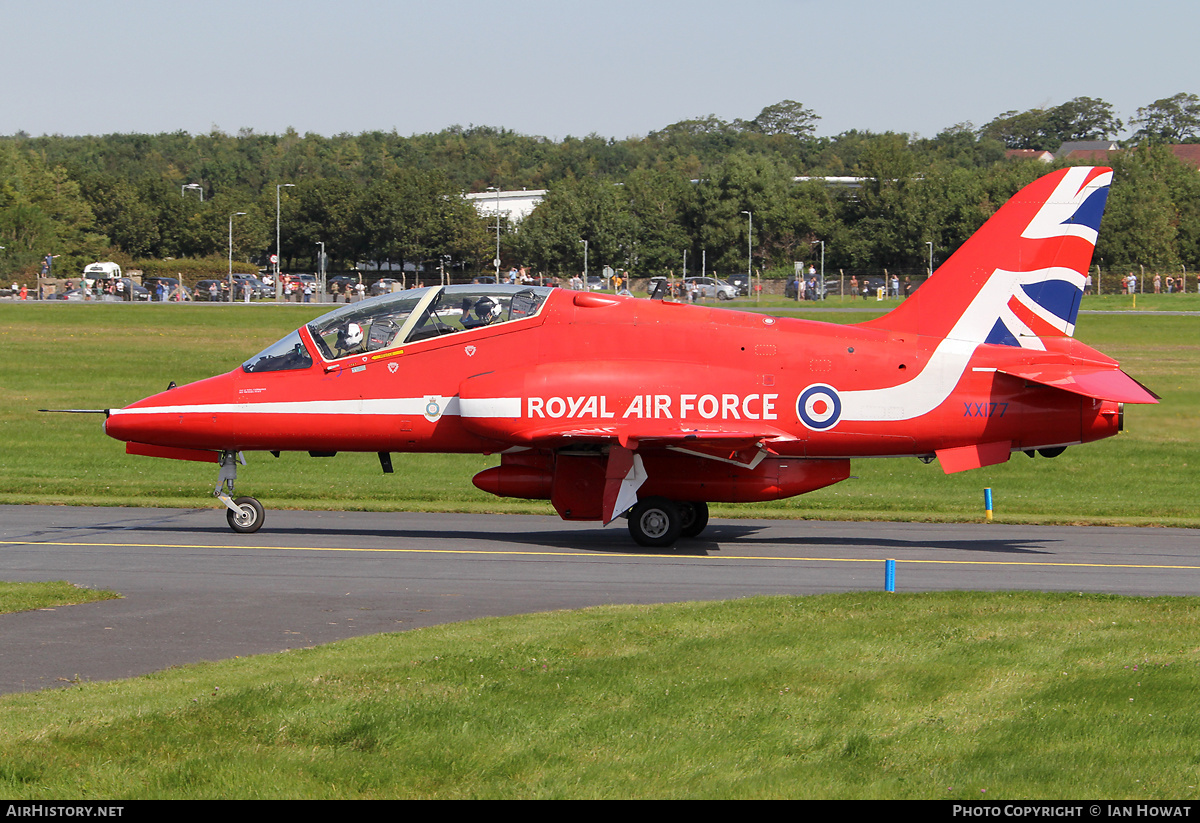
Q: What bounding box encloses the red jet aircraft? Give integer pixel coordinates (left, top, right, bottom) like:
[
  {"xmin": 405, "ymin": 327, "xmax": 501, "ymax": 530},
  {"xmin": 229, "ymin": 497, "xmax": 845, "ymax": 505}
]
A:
[{"xmin": 100, "ymin": 166, "xmax": 1156, "ymax": 546}]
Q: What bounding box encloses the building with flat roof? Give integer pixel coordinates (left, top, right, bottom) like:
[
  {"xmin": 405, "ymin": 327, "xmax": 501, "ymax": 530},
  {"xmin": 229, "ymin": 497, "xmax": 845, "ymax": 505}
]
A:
[{"xmin": 465, "ymin": 189, "xmax": 547, "ymax": 222}]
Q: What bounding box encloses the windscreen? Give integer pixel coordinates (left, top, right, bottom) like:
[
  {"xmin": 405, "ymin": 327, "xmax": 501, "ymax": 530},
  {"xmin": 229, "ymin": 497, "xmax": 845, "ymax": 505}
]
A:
[{"xmin": 241, "ymin": 329, "xmax": 313, "ymax": 373}]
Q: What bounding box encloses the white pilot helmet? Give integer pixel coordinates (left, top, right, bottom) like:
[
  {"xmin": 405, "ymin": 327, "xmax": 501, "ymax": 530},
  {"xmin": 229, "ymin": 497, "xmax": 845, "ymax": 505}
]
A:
[{"xmin": 344, "ymin": 322, "xmax": 364, "ymax": 347}]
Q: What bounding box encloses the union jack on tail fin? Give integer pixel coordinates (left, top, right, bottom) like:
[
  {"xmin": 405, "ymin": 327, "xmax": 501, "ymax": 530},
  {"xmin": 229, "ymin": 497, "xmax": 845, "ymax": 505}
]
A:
[{"xmin": 864, "ymin": 166, "xmax": 1112, "ymax": 350}]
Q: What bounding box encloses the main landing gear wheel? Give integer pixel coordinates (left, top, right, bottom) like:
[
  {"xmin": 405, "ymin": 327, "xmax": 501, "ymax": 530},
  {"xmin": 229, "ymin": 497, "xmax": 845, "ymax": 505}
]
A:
[
  {"xmin": 678, "ymin": 501, "xmax": 710, "ymax": 538},
  {"xmin": 226, "ymin": 496, "xmax": 265, "ymax": 534},
  {"xmin": 628, "ymin": 496, "xmax": 682, "ymax": 548}
]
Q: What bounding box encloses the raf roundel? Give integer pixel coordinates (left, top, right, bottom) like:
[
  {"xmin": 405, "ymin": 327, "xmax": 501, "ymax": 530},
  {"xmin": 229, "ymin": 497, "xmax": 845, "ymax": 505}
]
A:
[{"xmin": 797, "ymin": 383, "xmax": 842, "ymax": 431}]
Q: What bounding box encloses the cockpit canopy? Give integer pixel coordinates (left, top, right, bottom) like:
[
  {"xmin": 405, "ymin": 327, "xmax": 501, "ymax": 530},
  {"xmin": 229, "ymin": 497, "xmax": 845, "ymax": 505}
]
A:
[{"xmin": 242, "ymin": 284, "xmax": 553, "ymax": 373}]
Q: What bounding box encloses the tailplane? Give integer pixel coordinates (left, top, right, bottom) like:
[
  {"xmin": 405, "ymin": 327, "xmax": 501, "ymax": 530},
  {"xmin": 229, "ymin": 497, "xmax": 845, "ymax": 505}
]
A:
[{"xmin": 862, "ymin": 166, "xmax": 1112, "ymax": 350}]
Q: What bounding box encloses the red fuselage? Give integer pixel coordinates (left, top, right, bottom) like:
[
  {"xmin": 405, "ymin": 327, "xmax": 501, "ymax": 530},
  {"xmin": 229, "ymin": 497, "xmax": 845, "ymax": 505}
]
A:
[
  {"xmin": 106, "ymin": 289, "xmax": 1122, "ymax": 463},
  {"xmin": 98, "ymin": 168, "xmax": 1156, "ymax": 541}
]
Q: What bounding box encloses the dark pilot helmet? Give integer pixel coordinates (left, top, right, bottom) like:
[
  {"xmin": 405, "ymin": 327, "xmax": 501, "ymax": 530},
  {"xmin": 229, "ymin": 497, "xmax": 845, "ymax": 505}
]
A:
[{"xmin": 475, "ymin": 296, "xmax": 500, "ymax": 323}]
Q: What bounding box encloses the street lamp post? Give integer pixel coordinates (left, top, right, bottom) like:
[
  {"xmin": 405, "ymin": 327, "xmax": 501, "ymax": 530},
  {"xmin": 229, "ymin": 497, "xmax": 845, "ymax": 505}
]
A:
[
  {"xmin": 316, "ymin": 241, "xmax": 325, "ymax": 301},
  {"xmin": 182, "ymin": 183, "xmax": 203, "ymax": 201},
  {"xmin": 580, "ymin": 239, "xmax": 588, "ymax": 289},
  {"xmin": 275, "ymin": 183, "xmax": 294, "ymax": 300},
  {"xmin": 810, "ymin": 240, "xmax": 824, "ymax": 299},
  {"xmin": 486, "ymin": 186, "xmax": 502, "ymax": 281},
  {"xmin": 927, "ymin": 241, "xmax": 934, "ymax": 277},
  {"xmin": 741, "ymin": 211, "xmax": 752, "ymax": 283},
  {"xmin": 228, "ymin": 212, "xmax": 246, "ymax": 302}
]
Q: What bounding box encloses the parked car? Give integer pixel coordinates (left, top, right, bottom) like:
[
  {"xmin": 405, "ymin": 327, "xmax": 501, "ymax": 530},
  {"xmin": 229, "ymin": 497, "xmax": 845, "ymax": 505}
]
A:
[
  {"xmin": 727, "ymin": 274, "xmax": 751, "ymax": 297},
  {"xmin": 369, "ymin": 278, "xmax": 401, "ymax": 296},
  {"xmin": 683, "ymin": 276, "xmax": 737, "ymax": 300},
  {"xmin": 194, "ymin": 279, "xmax": 230, "ymax": 301},
  {"xmin": 785, "ymin": 277, "xmax": 830, "ymax": 300},
  {"xmin": 277, "ymin": 274, "xmax": 318, "ymax": 300},
  {"xmin": 856, "ymin": 278, "xmax": 885, "ymax": 298},
  {"xmin": 327, "ymin": 275, "xmax": 361, "ymax": 294},
  {"xmin": 114, "ymin": 278, "xmax": 150, "ymax": 301},
  {"xmin": 142, "ymin": 276, "xmax": 192, "ymax": 301},
  {"xmin": 84, "ymin": 276, "xmax": 148, "ymax": 301},
  {"xmin": 231, "ymin": 273, "xmax": 271, "ymax": 299}
]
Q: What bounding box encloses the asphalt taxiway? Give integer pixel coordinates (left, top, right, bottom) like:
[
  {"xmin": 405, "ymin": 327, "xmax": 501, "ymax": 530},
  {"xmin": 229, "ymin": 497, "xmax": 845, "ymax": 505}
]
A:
[{"xmin": 0, "ymin": 504, "xmax": 1196, "ymax": 693}]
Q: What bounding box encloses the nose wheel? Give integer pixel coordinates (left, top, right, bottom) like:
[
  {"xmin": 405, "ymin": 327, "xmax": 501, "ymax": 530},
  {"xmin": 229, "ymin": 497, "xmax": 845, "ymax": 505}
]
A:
[
  {"xmin": 226, "ymin": 496, "xmax": 265, "ymax": 533},
  {"xmin": 215, "ymin": 450, "xmax": 266, "ymax": 534}
]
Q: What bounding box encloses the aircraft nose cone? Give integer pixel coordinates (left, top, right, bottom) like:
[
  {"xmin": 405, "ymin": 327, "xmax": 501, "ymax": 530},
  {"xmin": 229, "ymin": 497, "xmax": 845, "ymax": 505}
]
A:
[{"xmin": 104, "ymin": 370, "xmax": 239, "ymax": 450}]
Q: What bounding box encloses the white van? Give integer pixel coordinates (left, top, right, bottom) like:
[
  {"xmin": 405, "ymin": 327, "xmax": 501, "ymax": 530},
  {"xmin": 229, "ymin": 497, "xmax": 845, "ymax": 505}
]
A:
[{"xmin": 82, "ymin": 261, "xmax": 122, "ymax": 285}]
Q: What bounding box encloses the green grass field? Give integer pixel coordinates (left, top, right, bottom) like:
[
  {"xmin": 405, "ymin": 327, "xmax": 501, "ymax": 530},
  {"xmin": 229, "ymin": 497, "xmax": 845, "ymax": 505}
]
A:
[
  {"xmin": 0, "ymin": 298, "xmax": 1195, "ymax": 525},
  {"xmin": 3, "ymin": 591, "xmax": 1200, "ymax": 799}
]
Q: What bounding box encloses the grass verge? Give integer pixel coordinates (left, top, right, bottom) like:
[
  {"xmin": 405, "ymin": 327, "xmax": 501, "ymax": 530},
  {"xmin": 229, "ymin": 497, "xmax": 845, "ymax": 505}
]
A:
[
  {"xmin": 1, "ymin": 591, "xmax": 1198, "ymax": 799},
  {"xmin": 0, "ymin": 581, "xmax": 119, "ymax": 614}
]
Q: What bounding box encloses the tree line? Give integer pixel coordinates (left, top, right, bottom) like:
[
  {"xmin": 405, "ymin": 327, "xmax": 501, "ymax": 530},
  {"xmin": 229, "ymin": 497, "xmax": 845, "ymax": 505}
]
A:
[{"xmin": 2, "ymin": 94, "xmax": 1198, "ymax": 283}]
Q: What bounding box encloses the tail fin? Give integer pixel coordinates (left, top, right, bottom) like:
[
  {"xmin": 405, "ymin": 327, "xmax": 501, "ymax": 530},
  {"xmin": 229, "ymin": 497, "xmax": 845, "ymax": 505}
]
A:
[{"xmin": 862, "ymin": 166, "xmax": 1112, "ymax": 350}]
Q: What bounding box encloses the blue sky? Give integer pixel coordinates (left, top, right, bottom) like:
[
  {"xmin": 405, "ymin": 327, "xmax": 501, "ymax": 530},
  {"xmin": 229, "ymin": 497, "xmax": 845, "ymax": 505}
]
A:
[{"xmin": 6, "ymin": 0, "xmax": 1194, "ymax": 140}]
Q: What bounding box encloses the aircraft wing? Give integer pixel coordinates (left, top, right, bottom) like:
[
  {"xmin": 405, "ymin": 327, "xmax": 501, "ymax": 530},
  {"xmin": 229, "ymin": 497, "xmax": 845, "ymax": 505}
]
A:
[{"xmin": 512, "ymin": 421, "xmax": 788, "ymax": 452}]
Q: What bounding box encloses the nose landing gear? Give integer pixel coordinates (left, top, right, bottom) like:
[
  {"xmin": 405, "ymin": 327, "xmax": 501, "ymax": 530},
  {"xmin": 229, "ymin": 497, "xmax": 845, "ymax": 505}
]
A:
[{"xmin": 214, "ymin": 450, "xmax": 265, "ymax": 534}]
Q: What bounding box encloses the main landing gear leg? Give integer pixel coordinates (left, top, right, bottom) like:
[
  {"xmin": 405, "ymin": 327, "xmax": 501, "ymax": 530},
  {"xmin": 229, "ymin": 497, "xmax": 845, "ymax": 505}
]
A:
[{"xmin": 214, "ymin": 450, "xmax": 265, "ymax": 534}]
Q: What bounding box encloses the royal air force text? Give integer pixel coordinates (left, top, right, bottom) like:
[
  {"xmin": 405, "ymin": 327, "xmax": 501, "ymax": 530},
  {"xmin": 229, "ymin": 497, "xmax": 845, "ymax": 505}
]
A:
[{"xmin": 526, "ymin": 394, "xmax": 780, "ymax": 421}]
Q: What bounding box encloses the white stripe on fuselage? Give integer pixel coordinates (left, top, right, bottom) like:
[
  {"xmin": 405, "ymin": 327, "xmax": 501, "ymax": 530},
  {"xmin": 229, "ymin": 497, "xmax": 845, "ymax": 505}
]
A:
[
  {"xmin": 110, "ymin": 396, "xmax": 525, "ymax": 419},
  {"xmin": 113, "ymin": 397, "xmax": 459, "ymax": 417},
  {"xmin": 839, "ymin": 337, "xmax": 977, "ymax": 422},
  {"xmin": 839, "ymin": 265, "xmax": 1086, "ymax": 421},
  {"xmin": 838, "ymin": 264, "xmax": 1034, "ymax": 421}
]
